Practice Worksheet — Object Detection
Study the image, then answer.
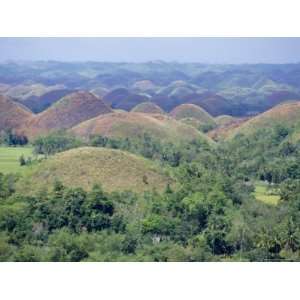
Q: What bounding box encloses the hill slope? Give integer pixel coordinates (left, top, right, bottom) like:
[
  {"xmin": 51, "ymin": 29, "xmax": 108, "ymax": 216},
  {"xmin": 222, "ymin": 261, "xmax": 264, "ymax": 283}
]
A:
[
  {"xmin": 170, "ymin": 104, "xmax": 216, "ymax": 127},
  {"xmin": 215, "ymin": 115, "xmax": 237, "ymax": 126},
  {"xmin": 71, "ymin": 112, "xmax": 211, "ymax": 144},
  {"xmin": 21, "ymin": 88, "xmax": 74, "ymax": 113},
  {"xmin": 103, "ymin": 88, "xmax": 150, "ymax": 110},
  {"xmin": 229, "ymin": 101, "xmax": 300, "ymax": 138},
  {"xmin": 0, "ymin": 94, "xmax": 34, "ymax": 132},
  {"xmin": 25, "ymin": 91, "xmax": 113, "ymax": 138},
  {"xmin": 131, "ymin": 102, "xmax": 164, "ymax": 114},
  {"xmin": 17, "ymin": 147, "xmax": 174, "ymax": 193},
  {"xmin": 182, "ymin": 92, "xmax": 233, "ymax": 116}
]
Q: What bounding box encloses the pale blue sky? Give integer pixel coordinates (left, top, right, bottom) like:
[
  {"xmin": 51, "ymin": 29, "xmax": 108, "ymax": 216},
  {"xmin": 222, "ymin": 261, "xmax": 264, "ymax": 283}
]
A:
[{"xmin": 1, "ymin": 37, "xmax": 300, "ymax": 64}]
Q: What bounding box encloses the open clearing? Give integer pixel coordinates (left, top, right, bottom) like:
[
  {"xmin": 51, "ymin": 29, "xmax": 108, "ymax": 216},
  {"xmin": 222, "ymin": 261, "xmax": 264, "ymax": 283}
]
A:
[
  {"xmin": 254, "ymin": 181, "xmax": 280, "ymax": 205},
  {"xmin": 0, "ymin": 146, "xmax": 33, "ymax": 174}
]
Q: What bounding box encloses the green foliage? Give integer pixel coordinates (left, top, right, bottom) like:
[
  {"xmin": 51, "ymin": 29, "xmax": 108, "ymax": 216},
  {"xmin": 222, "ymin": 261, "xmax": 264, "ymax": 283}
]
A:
[
  {"xmin": 0, "ymin": 129, "xmax": 28, "ymax": 146},
  {"xmin": 2, "ymin": 118, "xmax": 300, "ymax": 261},
  {"xmin": 33, "ymin": 131, "xmax": 82, "ymax": 156},
  {"xmin": 90, "ymin": 133, "xmax": 211, "ymax": 167}
]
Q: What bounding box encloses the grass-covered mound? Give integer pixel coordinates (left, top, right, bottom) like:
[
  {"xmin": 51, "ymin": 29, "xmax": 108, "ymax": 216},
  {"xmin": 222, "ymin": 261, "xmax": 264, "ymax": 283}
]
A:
[
  {"xmin": 215, "ymin": 115, "xmax": 237, "ymax": 126},
  {"xmin": 71, "ymin": 112, "xmax": 211, "ymax": 144},
  {"xmin": 170, "ymin": 104, "xmax": 216, "ymax": 127},
  {"xmin": 208, "ymin": 117, "xmax": 249, "ymax": 141},
  {"xmin": 229, "ymin": 101, "xmax": 300, "ymax": 138},
  {"xmin": 131, "ymin": 102, "xmax": 164, "ymax": 114},
  {"xmin": 25, "ymin": 91, "xmax": 113, "ymax": 139},
  {"xmin": 0, "ymin": 95, "xmax": 34, "ymax": 132},
  {"xmin": 17, "ymin": 147, "xmax": 175, "ymax": 194}
]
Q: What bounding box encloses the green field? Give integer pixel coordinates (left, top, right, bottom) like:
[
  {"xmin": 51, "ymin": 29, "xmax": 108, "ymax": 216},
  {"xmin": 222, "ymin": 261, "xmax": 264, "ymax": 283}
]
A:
[
  {"xmin": 0, "ymin": 146, "xmax": 34, "ymax": 174},
  {"xmin": 254, "ymin": 181, "xmax": 280, "ymax": 205}
]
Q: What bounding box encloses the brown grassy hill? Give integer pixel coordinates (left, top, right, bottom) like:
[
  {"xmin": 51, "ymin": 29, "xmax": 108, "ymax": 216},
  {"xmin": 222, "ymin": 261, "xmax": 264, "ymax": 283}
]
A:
[
  {"xmin": 208, "ymin": 117, "xmax": 249, "ymax": 141},
  {"xmin": 0, "ymin": 94, "xmax": 34, "ymax": 132},
  {"xmin": 131, "ymin": 102, "xmax": 164, "ymax": 114},
  {"xmin": 169, "ymin": 103, "xmax": 216, "ymax": 127},
  {"xmin": 182, "ymin": 92, "xmax": 233, "ymax": 116},
  {"xmin": 5, "ymin": 84, "xmax": 64, "ymax": 101},
  {"xmin": 103, "ymin": 88, "xmax": 150, "ymax": 111},
  {"xmin": 25, "ymin": 91, "xmax": 113, "ymax": 139},
  {"xmin": 215, "ymin": 115, "xmax": 237, "ymax": 126},
  {"xmin": 20, "ymin": 88, "xmax": 74, "ymax": 113},
  {"xmin": 228, "ymin": 101, "xmax": 300, "ymax": 138},
  {"xmin": 17, "ymin": 147, "xmax": 175, "ymax": 194},
  {"xmin": 71, "ymin": 112, "xmax": 211, "ymax": 144}
]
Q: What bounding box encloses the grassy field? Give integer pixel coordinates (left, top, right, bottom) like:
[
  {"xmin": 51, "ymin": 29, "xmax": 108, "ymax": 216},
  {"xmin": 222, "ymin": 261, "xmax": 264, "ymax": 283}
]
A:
[
  {"xmin": 254, "ymin": 181, "xmax": 280, "ymax": 205},
  {"xmin": 0, "ymin": 146, "xmax": 34, "ymax": 174}
]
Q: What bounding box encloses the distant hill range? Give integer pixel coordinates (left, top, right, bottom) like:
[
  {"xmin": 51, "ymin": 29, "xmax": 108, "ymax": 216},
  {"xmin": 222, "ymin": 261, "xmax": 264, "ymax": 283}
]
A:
[{"xmin": 1, "ymin": 61, "xmax": 300, "ymax": 117}]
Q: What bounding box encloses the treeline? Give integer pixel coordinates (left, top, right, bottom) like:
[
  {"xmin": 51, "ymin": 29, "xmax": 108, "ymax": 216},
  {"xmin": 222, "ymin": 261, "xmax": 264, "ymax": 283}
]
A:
[
  {"xmin": 32, "ymin": 131, "xmax": 212, "ymax": 167},
  {"xmin": 0, "ymin": 129, "xmax": 28, "ymax": 146},
  {"xmin": 219, "ymin": 124, "xmax": 300, "ymax": 184},
  {"xmin": 2, "ymin": 127, "xmax": 300, "ymax": 261},
  {"xmin": 1, "ymin": 159, "xmax": 300, "ymax": 261}
]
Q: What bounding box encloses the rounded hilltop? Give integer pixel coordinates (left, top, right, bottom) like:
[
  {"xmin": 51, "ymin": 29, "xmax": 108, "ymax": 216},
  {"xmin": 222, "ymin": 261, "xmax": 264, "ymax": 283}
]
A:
[
  {"xmin": 71, "ymin": 111, "xmax": 213, "ymax": 144},
  {"xmin": 17, "ymin": 147, "xmax": 175, "ymax": 194},
  {"xmin": 131, "ymin": 102, "xmax": 164, "ymax": 114},
  {"xmin": 24, "ymin": 91, "xmax": 113, "ymax": 139}
]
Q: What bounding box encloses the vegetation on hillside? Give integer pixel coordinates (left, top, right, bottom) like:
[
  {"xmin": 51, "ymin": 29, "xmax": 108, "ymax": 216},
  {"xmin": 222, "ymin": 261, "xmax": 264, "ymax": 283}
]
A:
[
  {"xmin": 2, "ymin": 62, "xmax": 300, "ymax": 261},
  {"xmin": 1, "ymin": 119, "xmax": 300, "ymax": 261}
]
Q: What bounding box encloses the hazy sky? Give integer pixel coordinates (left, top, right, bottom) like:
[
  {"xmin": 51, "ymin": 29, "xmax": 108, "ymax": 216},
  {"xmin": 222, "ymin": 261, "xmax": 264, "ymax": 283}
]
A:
[{"xmin": 1, "ymin": 38, "xmax": 300, "ymax": 64}]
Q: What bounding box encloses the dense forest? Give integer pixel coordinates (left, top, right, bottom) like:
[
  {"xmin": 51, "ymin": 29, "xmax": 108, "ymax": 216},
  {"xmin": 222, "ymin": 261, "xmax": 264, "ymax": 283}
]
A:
[{"xmin": 1, "ymin": 128, "xmax": 300, "ymax": 262}]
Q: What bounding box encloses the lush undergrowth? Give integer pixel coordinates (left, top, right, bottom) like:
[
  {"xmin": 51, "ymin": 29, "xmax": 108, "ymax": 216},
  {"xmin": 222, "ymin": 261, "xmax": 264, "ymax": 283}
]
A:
[{"xmin": 1, "ymin": 128, "xmax": 300, "ymax": 261}]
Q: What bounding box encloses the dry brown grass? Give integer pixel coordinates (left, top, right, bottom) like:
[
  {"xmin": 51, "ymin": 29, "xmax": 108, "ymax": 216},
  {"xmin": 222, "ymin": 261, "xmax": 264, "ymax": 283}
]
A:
[
  {"xmin": 227, "ymin": 101, "xmax": 300, "ymax": 138},
  {"xmin": 131, "ymin": 102, "xmax": 164, "ymax": 114},
  {"xmin": 17, "ymin": 147, "xmax": 175, "ymax": 194},
  {"xmin": 0, "ymin": 94, "xmax": 34, "ymax": 132},
  {"xmin": 169, "ymin": 103, "xmax": 216, "ymax": 126},
  {"xmin": 215, "ymin": 115, "xmax": 237, "ymax": 126},
  {"xmin": 71, "ymin": 111, "xmax": 211, "ymax": 144},
  {"xmin": 24, "ymin": 91, "xmax": 113, "ymax": 139},
  {"xmin": 208, "ymin": 117, "xmax": 250, "ymax": 141}
]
